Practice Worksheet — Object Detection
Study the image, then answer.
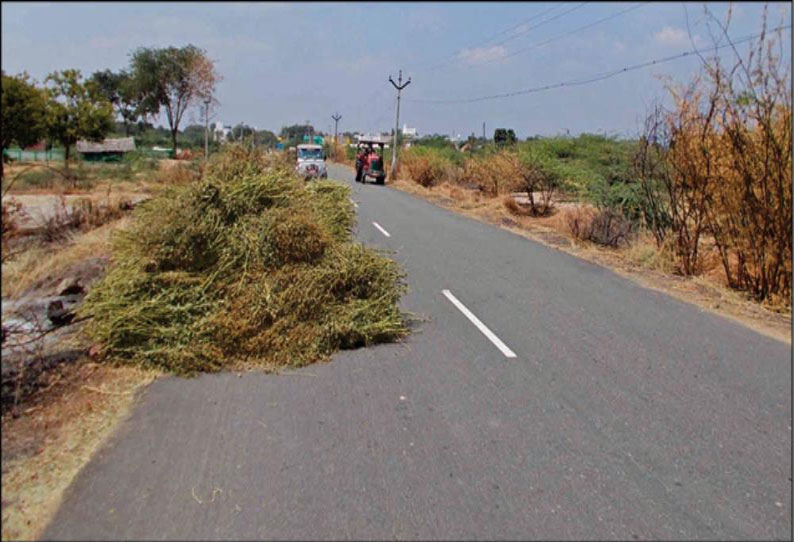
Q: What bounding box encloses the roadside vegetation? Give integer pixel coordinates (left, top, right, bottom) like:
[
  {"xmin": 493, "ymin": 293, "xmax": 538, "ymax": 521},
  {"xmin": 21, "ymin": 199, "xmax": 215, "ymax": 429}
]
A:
[
  {"xmin": 394, "ymin": 15, "xmax": 790, "ymax": 315},
  {"xmin": 1, "ymin": 146, "xmax": 409, "ymax": 539},
  {"xmin": 79, "ymin": 146, "xmax": 408, "ymax": 373}
]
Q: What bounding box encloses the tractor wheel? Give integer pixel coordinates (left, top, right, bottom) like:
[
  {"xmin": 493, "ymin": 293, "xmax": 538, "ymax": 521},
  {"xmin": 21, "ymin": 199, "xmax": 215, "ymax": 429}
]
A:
[{"xmin": 376, "ymin": 175, "xmax": 385, "ymax": 185}]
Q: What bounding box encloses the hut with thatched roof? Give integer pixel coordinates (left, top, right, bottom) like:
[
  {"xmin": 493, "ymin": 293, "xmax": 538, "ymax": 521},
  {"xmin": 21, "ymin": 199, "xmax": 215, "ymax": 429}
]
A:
[{"xmin": 76, "ymin": 137, "xmax": 136, "ymax": 162}]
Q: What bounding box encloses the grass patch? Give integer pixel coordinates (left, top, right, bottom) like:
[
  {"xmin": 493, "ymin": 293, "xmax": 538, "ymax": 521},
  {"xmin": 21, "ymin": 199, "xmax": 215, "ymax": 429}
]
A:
[
  {"xmin": 2, "ymin": 217, "xmax": 129, "ymax": 299},
  {"xmin": 79, "ymin": 146, "xmax": 408, "ymax": 373}
]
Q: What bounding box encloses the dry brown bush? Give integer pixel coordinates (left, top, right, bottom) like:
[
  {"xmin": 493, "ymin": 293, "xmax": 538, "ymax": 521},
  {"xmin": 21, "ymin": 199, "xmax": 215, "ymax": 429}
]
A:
[
  {"xmin": 155, "ymin": 162, "xmax": 200, "ymax": 186},
  {"xmin": 566, "ymin": 206, "xmax": 633, "ymax": 248},
  {"xmin": 400, "ymin": 152, "xmax": 448, "ymax": 187},
  {"xmin": 503, "ymin": 195, "xmax": 528, "ymax": 216},
  {"xmin": 2, "ymin": 199, "xmax": 27, "ymax": 262},
  {"xmin": 41, "ymin": 195, "xmax": 132, "ymax": 243},
  {"xmin": 460, "ymin": 150, "xmax": 521, "ymax": 197},
  {"xmin": 635, "ymin": 7, "xmax": 791, "ymax": 304}
]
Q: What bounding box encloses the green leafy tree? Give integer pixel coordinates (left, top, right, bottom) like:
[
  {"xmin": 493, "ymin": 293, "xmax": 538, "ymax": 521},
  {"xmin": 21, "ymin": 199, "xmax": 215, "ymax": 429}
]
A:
[
  {"xmin": 255, "ymin": 129, "xmax": 278, "ymax": 149},
  {"xmin": 517, "ymin": 148, "xmax": 561, "ymax": 216},
  {"xmin": 279, "ymin": 124, "xmax": 314, "ymax": 147},
  {"xmin": 1, "ymin": 71, "xmax": 47, "ymax": 178},
  {"xmin": 230, "ymin": 123, "xmax": 256, "ymax": 142},
  {"xmin": 494, "ymin": 128, "xmax": 517, "ymax": 146},
  {"xmin": 130, "ymin": 45, "xmax": 218, "ymax": 155},
  {"xmin": 89, "ymin": 69, "xmax": 142, "ymax": 136},
  {"xmin": 44, "ymin": 69, "xmax": 114, "ymax": 164}
]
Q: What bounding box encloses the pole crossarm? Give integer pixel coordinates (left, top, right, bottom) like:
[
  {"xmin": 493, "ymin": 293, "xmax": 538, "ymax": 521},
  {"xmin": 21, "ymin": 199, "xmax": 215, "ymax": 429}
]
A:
[{"xmin": 388, "ymin": 70, "xmax": 411, "ymax": 179}]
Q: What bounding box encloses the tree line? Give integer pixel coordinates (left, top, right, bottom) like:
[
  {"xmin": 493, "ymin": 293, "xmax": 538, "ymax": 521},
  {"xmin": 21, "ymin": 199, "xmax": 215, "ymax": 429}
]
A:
[{"xmin": 1, "ymin": 44, "xmax": 218, "ymax": 178}]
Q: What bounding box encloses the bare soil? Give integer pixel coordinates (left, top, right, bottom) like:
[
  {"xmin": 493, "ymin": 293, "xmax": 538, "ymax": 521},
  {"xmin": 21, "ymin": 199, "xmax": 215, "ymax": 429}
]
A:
[{"xmin": 1, "ymin": 361, "xmax": 156, "ymax": 541}]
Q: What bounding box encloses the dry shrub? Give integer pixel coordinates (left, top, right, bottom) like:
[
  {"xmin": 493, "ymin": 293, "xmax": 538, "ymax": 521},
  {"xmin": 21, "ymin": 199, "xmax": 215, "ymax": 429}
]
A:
[
  {"xmin": 400, "ymin": 152, "xmax": 445, "ymax": 187},
  {"xmin": 448, "ymin": 186, "xmax": 465, "ymax": 201},
  {"xmin": 41, "ymin": 195, "xmax": 132, "ymax": 243},
  {"xmin": 2, "ymin": 199, "xmax": 27, "ymax": 261},
  {"xmin": 503, "ymin": 195, "xmax": 529, "ymax": 217},
  {"xmin": 154, "ymin": 161, "xmax": 200, "ymax": 186},
  {"xmin": 79, "ymin": 146, "xmax": 408, "ymax": 373},
  {"xmin": 635, "ymin": 8, "xmax": 791, "ymax": 304},
  {"xmin": 460, "ymin": 150, "xmax": 521, "ymax": 197},
  {"xmin": 566, "ymin": 206, "xmax": 633, "ymax": 248},
  {"xmin": 626, "ymin": 233, "xmax": 677, "ymax": 273}
]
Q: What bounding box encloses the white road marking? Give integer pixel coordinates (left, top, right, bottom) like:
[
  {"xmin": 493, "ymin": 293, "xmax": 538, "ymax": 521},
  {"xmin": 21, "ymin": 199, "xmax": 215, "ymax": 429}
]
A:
[
  {"xmin": 373, "ymin": 222, "xmax": 391, "ymax": 237},
  {"xmin": 441, "ymin": 289, "xmax": 517, "ymax": 358},
  {"xmin": 349, "ymin": 198, "xmax": 358, "ymax": 208}
]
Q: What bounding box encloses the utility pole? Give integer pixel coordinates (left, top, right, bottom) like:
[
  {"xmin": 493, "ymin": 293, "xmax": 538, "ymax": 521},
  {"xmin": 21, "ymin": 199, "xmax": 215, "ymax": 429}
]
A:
[
  {"xmin": 388, "ymin": 70, "xmax": 410, "ymax": 179},
  {"xmin": 203, "ymin": 97, "xmax": 211, "ymax": 160},
  {"xmin": 482, "ymin": 121, "xmax": 486, "ymax": 142},
  {"xmin": 332, "ymin": 113, "xmax": 342, "ymax": 160},
  {"xmin": 332, "ymin": 113, "xmax": 342, "ymax": 145}
]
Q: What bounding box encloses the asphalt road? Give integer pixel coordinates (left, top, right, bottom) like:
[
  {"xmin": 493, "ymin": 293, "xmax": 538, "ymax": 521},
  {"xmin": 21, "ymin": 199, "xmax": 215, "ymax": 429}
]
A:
[{"xmin": 44, "ymin": 163, "xmax": 791, "ymax": 540}]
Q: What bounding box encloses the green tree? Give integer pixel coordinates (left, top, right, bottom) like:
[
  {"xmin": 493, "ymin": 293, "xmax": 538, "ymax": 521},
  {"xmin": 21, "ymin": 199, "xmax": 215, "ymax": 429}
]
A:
[
  {"xmin": 44, "ymin": 69, "xmax": 114, "ymax": 164},
  {"xmin": 256, "ymin": 129, "xmax": 278, "ymax": 148},
  {"xmin": 130, "ymin": 45, "xmax": 218, "ymax": 155},
  {"xmin": 279, "ymin": 124, "xmax": 314, "ymax": 147},
  {"xmin": 89, "ymin": 69, "xmax": 142, "ymax": 136},
  {"xmin": 230, "ymin": 123, "xmax": 256, "ymax": 143},
  {"xmin": 494, "ymin": 128, "xmax": 517, "ymax": 146},
  {"xmin": 517, "ymin": 148, "xmax": 561, "ymax": 216},
  {"xmin": 1, "ymin": 71, "xmax": 47, "ymax": 179}
]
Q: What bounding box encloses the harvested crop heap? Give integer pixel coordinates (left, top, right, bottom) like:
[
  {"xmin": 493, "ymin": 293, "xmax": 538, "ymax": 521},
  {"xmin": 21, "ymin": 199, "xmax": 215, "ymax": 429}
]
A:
[{"xmin": 80, "ymin": 147, "xmax": 407, "ymax": 373}]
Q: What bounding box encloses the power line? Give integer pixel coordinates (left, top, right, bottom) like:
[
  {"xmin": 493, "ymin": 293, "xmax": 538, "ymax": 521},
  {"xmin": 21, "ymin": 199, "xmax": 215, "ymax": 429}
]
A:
[
  {"xmin": 458, "ymin": 3, "xmax": 565, "ymax": 52},
  {"xmin": 417, "ymin": 3, "xmax": 588, "ymax": 73},
  {"xmin": 424, "ymin": 2, "xmax": 645, "ymax": 76},
  {"xmin": 489, "ymin": 2, "xmax": 589, "ymax": 49},
  {"xmin": 497, "ymin": 2, "xmax": 648, "ymax": 64},
  {"xmin": 412, "ymin": 3, "xmax": 566, "ymax": 73},
  {"xmin": 406, "ymin": 26, "xmax": 791, "ymax": 105}
]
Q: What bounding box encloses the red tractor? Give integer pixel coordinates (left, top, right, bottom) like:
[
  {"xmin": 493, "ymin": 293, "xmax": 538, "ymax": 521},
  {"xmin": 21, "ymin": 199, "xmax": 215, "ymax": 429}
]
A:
[{"xmin": 354, "ymin": 140, "xmax": 386, "ymax": 185}]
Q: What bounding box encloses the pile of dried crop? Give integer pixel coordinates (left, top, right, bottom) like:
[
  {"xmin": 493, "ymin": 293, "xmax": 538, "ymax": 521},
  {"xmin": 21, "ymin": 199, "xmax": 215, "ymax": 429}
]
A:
[{"xmin": 78, "ymin": 147, "xmax": 407, "ymax": 373}]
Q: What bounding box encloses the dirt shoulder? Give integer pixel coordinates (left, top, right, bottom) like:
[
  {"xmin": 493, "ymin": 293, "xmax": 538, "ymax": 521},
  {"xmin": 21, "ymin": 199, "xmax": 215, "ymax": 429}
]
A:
[
  {"xmin": 1, "ymin": 196, "xmax": 159, "ymax": 540},
  {"xmin": 383, "ymin": 174, "xmax": 791, "ymax": 345},
  {"xmin": 1, "ymin": 362, "xmax": 156, "ymax": 541}
]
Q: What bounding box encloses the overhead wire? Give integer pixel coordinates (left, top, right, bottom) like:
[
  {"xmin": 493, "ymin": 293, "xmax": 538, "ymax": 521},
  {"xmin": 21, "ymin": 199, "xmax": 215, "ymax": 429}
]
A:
[
  {"xmin": 497, "ymin": 2, "xmax": 648, "ymax": 64},
  {"xmin": 406, "ymin": 25, "xmax": 791, "ymax": 104},
  {"xmin": 411, "ymin": 3, "xmax": 566, "ymax": 73},
  {"xmin": 415, "ymin": 3, "xmax": 588, "ymax": 74},
  {"xmin": 420, "ymin": 2, "xmax": 645, "ymax": 76}
]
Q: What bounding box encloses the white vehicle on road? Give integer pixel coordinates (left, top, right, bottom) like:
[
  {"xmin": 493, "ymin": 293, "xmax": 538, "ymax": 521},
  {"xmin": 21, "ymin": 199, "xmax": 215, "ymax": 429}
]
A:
[{"xmin": 295, "ymin": 144, "xmax": 327, "ymax": 179}]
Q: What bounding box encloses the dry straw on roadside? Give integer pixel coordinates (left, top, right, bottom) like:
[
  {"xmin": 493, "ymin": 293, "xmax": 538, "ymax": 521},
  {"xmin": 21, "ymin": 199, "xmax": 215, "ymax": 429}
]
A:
[{"xmin": 79, "ymin": 146, "xmax": 408, "ymax": 373}]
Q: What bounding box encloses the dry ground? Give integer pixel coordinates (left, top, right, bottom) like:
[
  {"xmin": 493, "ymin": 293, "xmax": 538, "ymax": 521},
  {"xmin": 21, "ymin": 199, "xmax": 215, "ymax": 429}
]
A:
[
  {"xmin": 1, "ymin": 213, "xmax": 158, "ymax": 541},
  {"xmin": 1, "ymin": 362, "xmax": 157, "ymax": 541},
  {"xmin": 0, "ymin": 160, "xmax": 188, "ymax": 540},
  {"xmin": 388, "ymin": 176, "xmax": 791, "ymax": 344}
]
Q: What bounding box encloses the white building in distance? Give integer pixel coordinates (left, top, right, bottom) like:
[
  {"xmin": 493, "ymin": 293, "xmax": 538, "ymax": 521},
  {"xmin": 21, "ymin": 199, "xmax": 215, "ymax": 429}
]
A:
[{"xmin": 213, "ymin": 121, "xmax": 232, "ymax": 142}]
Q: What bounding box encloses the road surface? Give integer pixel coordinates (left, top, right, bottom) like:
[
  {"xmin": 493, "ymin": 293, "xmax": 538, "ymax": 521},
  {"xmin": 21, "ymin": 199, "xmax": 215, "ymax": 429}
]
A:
[{"xmin": 43, "ymin": 163, "xmax": 791, "ymax": 540}]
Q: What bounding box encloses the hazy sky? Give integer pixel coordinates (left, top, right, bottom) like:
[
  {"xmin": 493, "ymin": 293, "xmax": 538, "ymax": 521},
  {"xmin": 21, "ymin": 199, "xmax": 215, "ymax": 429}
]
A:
[{"xmin": 2, "ymin": 2, "xmax": 790, "ymax": 138}]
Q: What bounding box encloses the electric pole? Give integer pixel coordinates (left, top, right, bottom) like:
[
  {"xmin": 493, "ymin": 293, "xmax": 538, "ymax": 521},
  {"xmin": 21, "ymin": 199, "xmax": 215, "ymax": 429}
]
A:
[
  {"xmin": 388, "ymin": 70, "xmax": 410, "ymax": 179},
  {"xmin": 332, "ymin": 113, "xmax": 342, "ymax": 146},
  {"xmin": 482, "ymin": 121, "xmax": 486, "ymax": 142},
  {"xmin": 331, "ymin": 113, "xmax": 342, "ymax": 160},
  {"xmin": 203, "ymin": 97, "xmax": 211, "ymax": 160}
]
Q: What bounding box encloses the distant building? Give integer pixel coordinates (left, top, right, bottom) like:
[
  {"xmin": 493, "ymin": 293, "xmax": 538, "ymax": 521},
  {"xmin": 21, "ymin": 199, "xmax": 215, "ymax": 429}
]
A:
[
  {"xmin": 213, "ymin": 121, "xmax": 232, "ymax": 142},
  {"xmin": 76, "ymin": 137, "xmax": 136, "ymax": 162},
  {"xmin": 401, "ymin": 124, "xmax": 417, "ymax": 139},
  {"xmin": 353, "ymin": 133, "xmax": 390, "ymax": 148}
]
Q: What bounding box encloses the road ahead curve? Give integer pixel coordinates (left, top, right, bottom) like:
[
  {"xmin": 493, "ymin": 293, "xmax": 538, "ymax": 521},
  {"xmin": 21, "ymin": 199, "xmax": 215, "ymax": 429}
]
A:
[{"xmin": 44, "ymin": 163, "xmax": 791, "ymax": 541}]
